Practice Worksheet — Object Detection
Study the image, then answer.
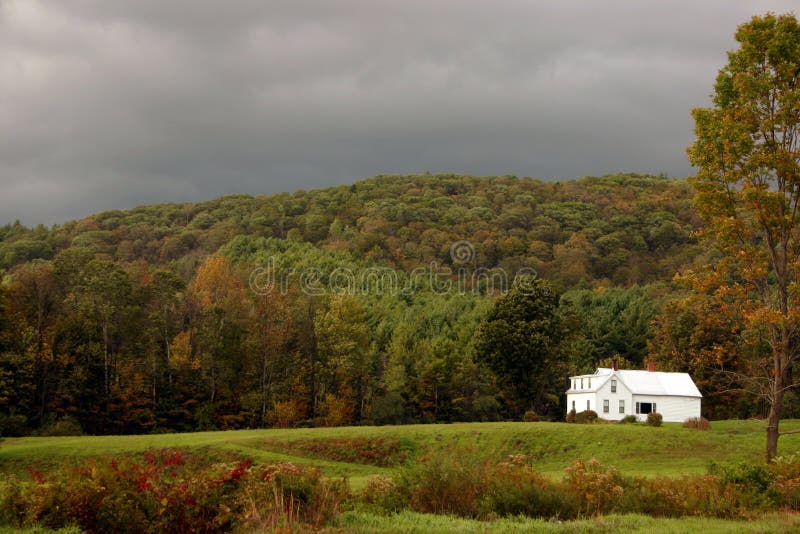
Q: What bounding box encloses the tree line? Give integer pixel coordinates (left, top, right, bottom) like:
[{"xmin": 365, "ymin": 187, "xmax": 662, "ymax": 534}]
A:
[{"xmin": 0, "ymin": 173, "xmax": 781, "ymax": 435}]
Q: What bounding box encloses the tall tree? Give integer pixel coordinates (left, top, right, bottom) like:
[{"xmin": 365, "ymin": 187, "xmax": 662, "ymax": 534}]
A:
[
  {"xmin": 475, "ymin": 276, "xmax": 569, "ymax": 418},
  {"xmin": 6, "ymin": 261, "xmax": 58, "ymax": 423},
  {"xmin": 687, "ymin": 13, "xmax": 800, "ymax": 461},
  {"xmin": 188, "ymin": 255, "xmax": 247, "ymax": 425}
]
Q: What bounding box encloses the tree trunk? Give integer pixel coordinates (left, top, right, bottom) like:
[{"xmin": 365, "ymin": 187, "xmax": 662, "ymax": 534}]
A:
[
  {"xmin": 307, "ymin": 301, "xmax": 318, "ymax": 419},
  {"xmin": 164, "ymin": 327, "xmax": 172, "ymax": 388},
  {"xmin": 103, "ymin": 322, "xmax": 109, "ymax": 398},
  {"xmin": 766, "ymin": 382, "xmax": 784, "ymax": 462}
]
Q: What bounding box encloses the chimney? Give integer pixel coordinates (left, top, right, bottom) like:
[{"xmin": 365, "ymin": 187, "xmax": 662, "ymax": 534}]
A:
[
  {"xmin": 612, "ymin": 359, "xmax": 619, "ymax": 372},
  {"xmin": 647, "ymin": 361, "xmax": 655, "ymax": 372}
]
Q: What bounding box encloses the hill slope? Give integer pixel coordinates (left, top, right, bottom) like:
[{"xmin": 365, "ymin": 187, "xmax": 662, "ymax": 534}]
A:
[{"xmin": 0, "ymin": 173, "xmax": 712, "ymax": 435}]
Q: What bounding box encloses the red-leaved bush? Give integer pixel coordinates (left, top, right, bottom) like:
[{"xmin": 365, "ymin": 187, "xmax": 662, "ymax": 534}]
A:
[{"xmin": 0, "ymin": 449, "xmax": 346, "ymax": 533}]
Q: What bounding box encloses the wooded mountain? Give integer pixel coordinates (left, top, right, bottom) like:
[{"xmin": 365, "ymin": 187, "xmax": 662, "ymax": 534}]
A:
[
  {"xmin": 0, "ymin": 173, "xmax": 702, "ymax": 288},
  {"xmin": 0, "ymin": 173, "xmax": 744, "ymax": 435}
]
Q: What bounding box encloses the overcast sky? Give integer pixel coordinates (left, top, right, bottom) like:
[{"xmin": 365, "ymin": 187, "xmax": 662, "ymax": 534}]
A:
[{"xmin": 1, "ymin": 1, "xmax": 798, "ymax": 225}]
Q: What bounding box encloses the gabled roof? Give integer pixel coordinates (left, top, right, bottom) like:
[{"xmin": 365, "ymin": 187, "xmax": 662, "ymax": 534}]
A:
[{"xmin": 595, "ymin": 367, "xmax": 702, "ymax": 398}]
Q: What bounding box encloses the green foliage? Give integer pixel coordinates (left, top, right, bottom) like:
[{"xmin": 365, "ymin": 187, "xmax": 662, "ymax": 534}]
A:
[
  {"xmin": 0, "ymin": 414, "xmax": 27, "ymax": 437},
  {"xmin": 476, "ymin": 276, "xmax": 568, "ymax": 417},
  {"xmin": 393, "ymin": 448, "xmax": 488, "ymax": 517},
  {"xmin": 479, "ymin": 455, "xmax": 580, "ymax": 519},
  {"xmin": 560, "ymin": 285, "xmax": 660, "ymax": 372},
  {"xmin": 646, "ymin": 413, "xmax": 663, "ymax": 427},
  {"xmin": 360, "ymin": 452, "xmax": 800, "ymax": 522},
  {"xmin": 34, "ymin": 417, "xmax": 83, "ymax": 437},
  {"xmin": 709, "ymin": 461, "xmax": 775, "ymax": 494},
  {"xmin": 0, "ymin": 173, "xmax": 706, "ymax": 434},
  {"xmin": 574, "ymin": 410, "xmax": 598, "ymax": 424},
  {"xmin": 620, "ymin": 415, "xmax": 638, "ymax": 424}
]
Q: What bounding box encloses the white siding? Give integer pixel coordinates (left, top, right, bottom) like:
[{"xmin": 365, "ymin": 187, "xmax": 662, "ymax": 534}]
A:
[
  {"xmin": 565, "ymin": 392, "xmax": 596, "ymax": 415},
  {"xmin": 566, "ymin": 369, "xmax": 702, "ymax": 422},
  {"xmin": 632, "ymin": 395, "xmax": 700, "ymax": 423},
  {"xmin": 594, "ymin": 376, "xmax": 633, "ymax": 420}
]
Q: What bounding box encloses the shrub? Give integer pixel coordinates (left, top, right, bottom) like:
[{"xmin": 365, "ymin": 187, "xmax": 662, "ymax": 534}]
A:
[
  {"xmin": 0, "ymin": 449, "xmax": 347, "ymax": 533},
  {"xmin": 620, "ymin": 415, "xmax": 638, "ymax": 424},
  {"xmin": 564, "ymin": 458, "xmax": 624, "ymax": 516},
  {"xmin": 565, "ymin": 409, "xmax": 576, "ymax": 423},
  {"xmin": 646, "ymin": 412, "xmax": 663, "ymax": 427},
  {"xmin": 471, "ymin": 394, "xmax": 501, "ymax": 422},
  {"xmin": 710, "ymin": 461, "xmax": 775, "ymax": 493},
  {"xmin": 683, "ymin": 417, "xmax": 711, "ymax": 430},
  {"xmin": 479, "ymin": 455, "xmax": 579, "ymax": 519},
  {"xmin": 270, "ymin": 400, "xmax": 302, "ymax": 428},
  {"xmin": 574, "ymin": 410, "xmax": 598, "ymax": 424},
  {"xmin": 360, "ymin": 475, "xmax": 404, "ymax": 512},
  {"xmin": 393, "ymin": 448, "xmax": 488, "ymax": 517},
  {"xmin": 369, "ymin": 392, "xmax": 406, "ymax": 425},
  {"xmin": 769, "ymin": 454, "xmax": 800, "ymax": 509},
  {"xmin": 36, "ymin": 416, "xmax": 83, "ymax": 437},
  {"xmin": 623, "ymin": 474, "xmax": 741, "ymax": 517},
  {"xmin": 523, "ymin": 410, "xmax": 548, "ymax": 422},
  {"xmin": 238, "ymin": 462, "xmax": 348, "ymax": 531},
  {"xmin": 0, "ymin": 414, "xmax": 28, "ymax": 436},
  {"xmin": 315, "ymin": 394, "xmax": 353, "ymax": 427}
]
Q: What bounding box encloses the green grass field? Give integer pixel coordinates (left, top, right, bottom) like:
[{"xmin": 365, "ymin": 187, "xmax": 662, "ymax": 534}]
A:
[
  {"xmin": 3, "ymin": 419, "xmax": 800, "ymax": 486},
  {"xmin": 2, "ymin": 420, "xmax": 800, "ymax": 533}
]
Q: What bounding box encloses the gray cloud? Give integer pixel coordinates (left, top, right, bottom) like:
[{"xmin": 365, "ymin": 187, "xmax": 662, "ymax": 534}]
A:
[{"xmin": 0, "ymin": 0, "xmax": 797, "ymax": 225}]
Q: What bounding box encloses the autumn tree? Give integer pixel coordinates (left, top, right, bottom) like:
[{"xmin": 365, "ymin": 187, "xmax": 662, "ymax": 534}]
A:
[
  {"xmin": 314, "ymin": 295, "xmax": 370, "ymax": 424},
  {"xmin": 687, "ymin": 13, "xmax": 800, "ymax": 461},
  {"xmin": 188, "ymin": 255, "xmax": 247, "ymax": 426},
  {"xmin": 6, "ymin": 261, "xmax": 58, "ymax": 423}
]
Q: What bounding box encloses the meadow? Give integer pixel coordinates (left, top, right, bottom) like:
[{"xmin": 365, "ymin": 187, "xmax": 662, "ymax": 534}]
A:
[{"xmin": 2, "ymin": 420, "xmax": 800, "ymax": 532}]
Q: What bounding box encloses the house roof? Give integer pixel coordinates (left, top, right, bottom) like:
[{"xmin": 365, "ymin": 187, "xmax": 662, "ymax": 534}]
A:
[
  {"xmin": 597, "ymin": 368, "xmax": 702, "ymax": 397},
  {"xmin": 567, "ymin": 368, "xmax": 702, "ymax": 398}
]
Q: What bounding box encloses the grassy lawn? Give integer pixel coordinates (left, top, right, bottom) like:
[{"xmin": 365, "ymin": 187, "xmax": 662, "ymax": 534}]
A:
[
  {"xmin": 2, "ymin": 420, "xmax": 800, "ymax": 533},
  {"xmin": 336, "ymin": 511, "xmax": 800, "ymax": 534},
  {"xmin": 3, "ymin": 419, "xmax": 799, "ymax": 483}
]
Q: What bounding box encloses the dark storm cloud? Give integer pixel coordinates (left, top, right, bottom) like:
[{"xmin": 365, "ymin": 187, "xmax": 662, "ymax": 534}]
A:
[{"xmin": 0, "ymin": 1, "xmax": 797, "ymax": 225}]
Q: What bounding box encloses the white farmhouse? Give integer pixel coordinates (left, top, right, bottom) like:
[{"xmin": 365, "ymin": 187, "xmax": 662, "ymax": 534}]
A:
[{"xmin": 565, "ymin": 362, "xmax": 702, "ymax": 423}]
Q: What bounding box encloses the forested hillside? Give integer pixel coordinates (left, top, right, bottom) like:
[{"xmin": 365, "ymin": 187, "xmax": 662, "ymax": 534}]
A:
[{"xmin": 0, "ymin": 173, "xmax": 748, "ymax": 435}]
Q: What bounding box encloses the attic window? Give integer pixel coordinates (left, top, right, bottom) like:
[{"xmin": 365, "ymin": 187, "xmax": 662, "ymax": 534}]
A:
[
  {"xmin": 588, "ymin": 378, "xmax": 591, "ymax": 388},
  {"xmin": 581, "ymin": 378, "xmax": 584, "ymax": 389},
  {"xmin": 611, "ymin": 379, "xmax": 617, "ymax": 393}
]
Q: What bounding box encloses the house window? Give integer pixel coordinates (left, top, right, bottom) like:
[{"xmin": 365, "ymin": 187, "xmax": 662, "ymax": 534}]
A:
[
  {"xmin": 588, "ymin": 378, "xmax": 592, "ymax": 388},
  {"xmin": 636, "ymin": 402, "xmax": 655, "ymax": 415},
  {"xmin": 619, "ymin": 400, "xmax": 625, "ymax": 414},
  {"xmin": 603, "ymin": 399, "xmax": 609, "ymax": 413},
  {"xmin": 581, "ymin": 378, "xmax": 584, "ymax": 389},
  {"xmin": 571, "ymin": 400, "xmax": 575, "ymax": 411},
  {"xmin": 586, "ymin": 400, "xmax": 590, "ymax": 410},
  {"xmin": 611, "ymin": 379, "xmax": 617, "ymax": 393}
]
